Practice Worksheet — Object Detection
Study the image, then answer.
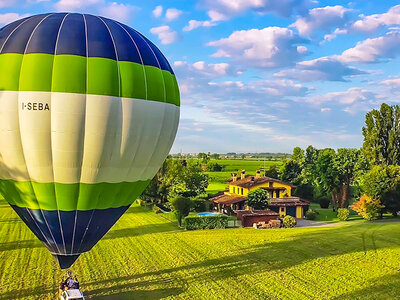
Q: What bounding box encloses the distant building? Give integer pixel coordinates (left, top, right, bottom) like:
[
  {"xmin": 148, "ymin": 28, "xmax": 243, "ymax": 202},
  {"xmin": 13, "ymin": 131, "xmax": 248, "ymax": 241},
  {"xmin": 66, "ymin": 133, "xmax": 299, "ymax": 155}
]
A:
[{"xmin": 210, "ymin": 170, "xmax": 310, "ymax": 219}]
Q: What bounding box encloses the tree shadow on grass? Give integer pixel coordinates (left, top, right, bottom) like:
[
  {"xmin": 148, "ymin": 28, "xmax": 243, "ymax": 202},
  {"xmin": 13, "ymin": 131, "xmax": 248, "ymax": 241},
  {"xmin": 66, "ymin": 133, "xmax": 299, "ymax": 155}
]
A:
[
  {"xmin": 0, "ymin": 239, "xmax": 41, "ymax": 251},
  {"xmin": 103, "ymin": 223, "xmax": 180, "ymax": 240},
  {"xmin": 83, "ymin": 223, "xmax": 400, "ymax": 298},
  {"xmin": 85, "ymin": 276, "xmax": 185, "ymax": 299},
  {"xmin": 2, "ymin": 222, "xmax": 400, "ymax": 299},
  {"xmin": 332, "ymin": 272, "xmax": 400, "ymax": 299}
]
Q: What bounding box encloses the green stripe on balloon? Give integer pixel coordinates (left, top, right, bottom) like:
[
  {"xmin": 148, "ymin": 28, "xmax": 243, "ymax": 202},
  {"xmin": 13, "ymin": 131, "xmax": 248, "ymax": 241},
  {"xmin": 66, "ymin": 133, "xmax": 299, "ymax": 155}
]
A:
[
  {"xmin": 0, "ymin": 53, "xmax": 180, "ymax": 106},
  {"xmin": 0, "ymin": 179, "xmax": 150, "ymax": 210}
]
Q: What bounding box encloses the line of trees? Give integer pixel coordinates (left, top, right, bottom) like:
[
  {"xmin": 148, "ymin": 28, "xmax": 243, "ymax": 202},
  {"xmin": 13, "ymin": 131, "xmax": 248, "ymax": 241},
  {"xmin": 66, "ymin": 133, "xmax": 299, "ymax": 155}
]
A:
[{"xmin": 279, "ymin": 103, "xmax": 400, "ymax": 214}]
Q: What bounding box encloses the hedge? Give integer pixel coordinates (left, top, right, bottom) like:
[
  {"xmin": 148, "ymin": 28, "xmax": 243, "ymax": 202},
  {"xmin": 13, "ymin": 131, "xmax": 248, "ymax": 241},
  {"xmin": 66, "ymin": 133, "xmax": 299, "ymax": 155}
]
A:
[{"xmin": 183, "ymin": 215, "xmax": 229, "ymax": 230}]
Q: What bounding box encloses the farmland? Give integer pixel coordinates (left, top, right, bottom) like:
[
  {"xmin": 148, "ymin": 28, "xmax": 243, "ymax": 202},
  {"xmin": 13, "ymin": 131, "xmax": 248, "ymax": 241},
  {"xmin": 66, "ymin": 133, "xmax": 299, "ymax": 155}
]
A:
[
  {"xmin": 1, "ymin": 200, "xmax": 400, "ymax": 299},
  {"xmin": 205, "ymin": 159, "xmax": 282, "ymax": 194}
]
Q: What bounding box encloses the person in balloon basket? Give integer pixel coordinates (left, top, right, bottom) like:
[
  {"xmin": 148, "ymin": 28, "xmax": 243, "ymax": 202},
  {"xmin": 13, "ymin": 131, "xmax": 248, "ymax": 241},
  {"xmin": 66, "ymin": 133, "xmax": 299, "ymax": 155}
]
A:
[
  {"xmin": 63, "ymin": 271, "xmax": 79, "ymax": 289},
  {"xmin": 59, "ymin": 279, "xmax": 66, "ymax": 297}
]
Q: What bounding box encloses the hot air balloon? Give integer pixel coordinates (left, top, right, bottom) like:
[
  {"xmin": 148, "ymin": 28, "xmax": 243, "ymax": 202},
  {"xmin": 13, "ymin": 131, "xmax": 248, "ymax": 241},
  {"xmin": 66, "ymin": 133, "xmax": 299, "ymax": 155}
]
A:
[{"xmin": 0, "ymin": 13, "xmax": 180, "ymax": 269}]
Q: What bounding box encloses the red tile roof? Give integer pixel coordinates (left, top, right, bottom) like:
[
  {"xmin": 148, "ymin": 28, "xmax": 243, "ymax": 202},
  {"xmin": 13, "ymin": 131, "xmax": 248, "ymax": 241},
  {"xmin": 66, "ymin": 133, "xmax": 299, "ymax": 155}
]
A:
[
  {"xmin": 269, "ymin": 197, "xmax": 310, "ymax": 207},
  {"xmin": 235, "ymin": 209, "xmax": 279, "ymax": 217},
  {"xmin": 227, "ymin": 175, "xmax": 296, "ymax": 189},
  {"xmin": 209, "ymin": 194, "xmax": 246, "ymax": 205}
]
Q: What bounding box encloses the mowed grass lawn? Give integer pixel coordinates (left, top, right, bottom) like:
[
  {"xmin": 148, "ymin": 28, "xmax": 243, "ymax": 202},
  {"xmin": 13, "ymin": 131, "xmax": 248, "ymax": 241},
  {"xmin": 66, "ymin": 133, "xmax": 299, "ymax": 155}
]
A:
[
  {"xmin": 1, "ymin": 201, "xmax": 400, "ymax": 299},
  {"xmin": 206, "ymin": 159, "xmax": 282, "ymax": 194}
]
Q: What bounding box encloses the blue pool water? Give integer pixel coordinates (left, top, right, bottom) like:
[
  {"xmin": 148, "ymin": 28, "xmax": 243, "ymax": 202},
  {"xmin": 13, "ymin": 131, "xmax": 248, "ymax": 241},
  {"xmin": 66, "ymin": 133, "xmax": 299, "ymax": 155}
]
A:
[{"xmin": 198, "ymin": 212, "xmax": 218, "ymax": 216}]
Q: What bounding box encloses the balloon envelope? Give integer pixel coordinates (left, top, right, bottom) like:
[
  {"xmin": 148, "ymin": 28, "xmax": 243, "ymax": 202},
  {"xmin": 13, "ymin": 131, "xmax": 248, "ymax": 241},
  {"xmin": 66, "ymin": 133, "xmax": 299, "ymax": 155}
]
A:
[{"xmin": 0, "ymin": 13, "xmax": 180, "ymax": 268}]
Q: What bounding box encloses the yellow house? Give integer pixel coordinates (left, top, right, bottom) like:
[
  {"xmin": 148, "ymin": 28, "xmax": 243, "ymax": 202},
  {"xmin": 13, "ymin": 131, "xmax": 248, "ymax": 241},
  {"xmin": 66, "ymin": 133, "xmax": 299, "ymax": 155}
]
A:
[{"xmin": 210, "ymin": 170, "xmax": 310, "ymax": 219}]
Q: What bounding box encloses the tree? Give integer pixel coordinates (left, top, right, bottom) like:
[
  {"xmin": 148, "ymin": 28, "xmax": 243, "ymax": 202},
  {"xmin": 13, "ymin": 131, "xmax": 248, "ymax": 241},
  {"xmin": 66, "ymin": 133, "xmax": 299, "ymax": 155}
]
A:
[
  {"xmin": 210, "ymin": 153, "xmax": 220, "ymax": 160},
  {"xmin": 362, "ymin": 103, "xmax": 400, "ymax": 165},
  {"xmin": 170, "ymin": 196, "xmax": 192, "ymax": 226},
  {"xmin": 206, "ymin": 161, "xmax": 224, "ymax": 172},
  {"xmin": 264, "ymin": 165, "xmax": 279, "ymax": 178},
  {"xmin": 141, "ymin": 159, "xmax": 209, "ymax": 203},
  {"xmin": 315, "ymin": 148, "xmax": 361, "ymax": 209},
  {"xmin": 246, "ymin": 188, "xmax": 269, "ymax": 210},
  {"xmin": 352, "ymin": 195, "xmax": 385, "ymax": 221},
  {"xmin": 280, "ymin": 160, "xmax": 302, "ymax": 183},
  {"xmin": 361, "ymin": 165, "xmax": 400, "ymax": 215},
  {"xmin": 197, "ymin": 152, "xmax": 210, "ymax": 163},
  {"xmin": 333, "ymin": 148, "xmax": 361, "ymax": 208},
  {"xmin": 293, "ymin": 183, "xmax": 314, "ymax": 201}
]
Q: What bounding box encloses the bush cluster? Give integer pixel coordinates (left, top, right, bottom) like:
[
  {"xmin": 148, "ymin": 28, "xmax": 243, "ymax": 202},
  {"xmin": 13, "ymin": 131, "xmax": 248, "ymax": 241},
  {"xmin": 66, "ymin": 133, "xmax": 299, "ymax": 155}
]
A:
[
  {"xmin": 282, "ymin": 215, "xmax": 297, "ymax": 228},
  {"xmin": 183, "ymin": 215, "xmax": 228, "ymax": 230},
  {"xmin": 305, "ymin": 209, "xmax": 317, "ymax": 220},
  {"xmin": 337, "ymin": 208, "xmax": 350, "ymax": 221},
  {"xmin": 319, "ymin": 197, "xmax": 330, "ymax": 209}
]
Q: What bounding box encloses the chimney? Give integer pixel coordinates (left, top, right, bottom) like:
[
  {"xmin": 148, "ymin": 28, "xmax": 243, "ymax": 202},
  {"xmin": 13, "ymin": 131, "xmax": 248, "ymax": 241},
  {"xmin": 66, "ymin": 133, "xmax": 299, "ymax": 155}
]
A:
[
  {"xmin": 231, "ymin": 173, "xmax": 237, "ymax": 182},
  {"xmin": 241, "ymin": 170, "xmax": 246, "ymax": 180},
  {"xmin": 255, "ymin": 170, "xmax": 261, "ymax": 179}
]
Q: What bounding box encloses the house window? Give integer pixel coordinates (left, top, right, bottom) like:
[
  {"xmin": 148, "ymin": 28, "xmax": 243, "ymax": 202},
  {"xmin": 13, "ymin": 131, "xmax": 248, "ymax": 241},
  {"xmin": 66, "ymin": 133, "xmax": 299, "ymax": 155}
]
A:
[
  {"xmin": 276, "ymin": 190, "xmax": 280, "ymax": 198},
  {"xmin": 280, "ymin": 207, "xmax": 284, "ymax": 212},
  {"xmin": 269, "ymin": 182, "xmax": 273, "ymax": 187},
  {"xmin": 241, "ymin": 188, "xmax": 243, "ymax": 195}
]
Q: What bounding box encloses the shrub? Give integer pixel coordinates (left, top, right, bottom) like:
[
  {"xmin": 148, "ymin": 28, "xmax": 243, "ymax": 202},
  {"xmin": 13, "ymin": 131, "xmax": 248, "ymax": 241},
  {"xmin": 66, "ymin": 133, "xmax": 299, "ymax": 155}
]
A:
[
  {"xmin": 305, "ymin": 209, "xmax": 317, "ymax": 220},
  {"xmin": 337, "ymin": 208, "xmax": 350, "ymax": 221},
  {"xmin": 246, "ymin": 188, "xmax": 269, "ymax": 210},
  {"xmin": 206, "ymin": 161, "xmax": 224, "ymax": 172},
  {"xmin": 192, "ymin": 198, "xmax": 211, "ymax": 212},
  {"xmin": 319, "ymin": 197, "xmax": 330, "ymax": 209},
  {"xmin": 152, "ymin": 205, "xmax": 162, "ymax": 214},
  {"xmin": 352, "ymin": 195, "xmax": 385, "ymax": 221},
  {"xmin": 282, "ymin": 215, "xmax": 296, "ymax": 228},
  {"xmin": 170, "ymin": 196, "xmax": 192, "ymax": 226},
  {"xmin": 183, "ymin": 215, "xmax": 228, "ymax": 230}
]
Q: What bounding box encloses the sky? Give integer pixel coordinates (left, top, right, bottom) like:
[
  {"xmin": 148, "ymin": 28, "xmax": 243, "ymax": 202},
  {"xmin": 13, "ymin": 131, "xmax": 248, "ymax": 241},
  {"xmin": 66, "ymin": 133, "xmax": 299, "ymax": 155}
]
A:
[{"xmin": 1, "ymin": 1, "xmax": 400, "ymax": 153}]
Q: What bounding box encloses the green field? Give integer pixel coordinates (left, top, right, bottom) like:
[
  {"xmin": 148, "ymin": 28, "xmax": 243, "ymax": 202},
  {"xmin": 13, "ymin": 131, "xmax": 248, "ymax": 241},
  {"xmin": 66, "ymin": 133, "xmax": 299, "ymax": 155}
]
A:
[
  {"xmin": 1, "ymin": 200, "xmax": 400, "ymax": 299},
  {"xmin": 206, "ymin": 159, "xmax": 282, "ymax": 194}
]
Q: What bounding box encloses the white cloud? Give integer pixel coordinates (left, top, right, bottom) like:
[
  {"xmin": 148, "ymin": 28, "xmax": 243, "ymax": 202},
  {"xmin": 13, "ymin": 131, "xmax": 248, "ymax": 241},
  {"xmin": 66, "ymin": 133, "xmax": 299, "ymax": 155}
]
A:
[
  {"xmin": 275, "ymin": 57, "xmax": 365, "ymax": 82},
  {"xmin": 201, "ymin": 0, "xmax": 313, "ymax": 20},
  {"xmin": 352, "ymin": 5, "xmax": 400, "ymax": 33},
  {"xmin": 183, "ymin": 19, "xmax": 216, "ymax": 31},
  {"xmin": 337, "ymin": 31, "xmax": 400, "ymax": 63},
  {"xmin": 380, "ymin": 78, "xmax": 400, "ymax": 87},
  {"xmin": 165, "ymin": 8, "xmax": 183, "ymax": 21},
  {"xmin": 174, "ymin": 60, "xmax": 234, "ymax": 78},
  {"xmin": 0, "ymin": 13, "xmax": 29, "ymax": 26},
  {"xmin": 320, "ymin": 107, "xmax": 331, "ymax": 112},
  {"xmin": 304, "ymin": 87, "xmax": 375, "ymax": 106},
  {"xmin": 54, "ymin": 0, "xmax": 136, "ymax": 21},
  {"xmin": 99, "ymin": 2, "xmax": 136, "ymax": 22},
  {"xmin": 55, "ymin": 0, "xmax": 100, "ymax": 10},
  {"xmin": 207, "ymin": 27, "xmax": 306, "ymax": 68},
  {"xmin": 152, "ymin": 5, "xmax": 163, "ymax": 18},
  {"xmin": 0, "ymin": 0, "xmax": 14, "ymax": 8},
  {"xmin": 323, "ymin": 28, "xmax": 347, "ymax": 42},
  {"xmin": 291, "ymin": 5, "xmax": 351, "ymax": 37},
  {"xmin": 150, "ymin": 25, "xmax": 179, "ymax": 45}
]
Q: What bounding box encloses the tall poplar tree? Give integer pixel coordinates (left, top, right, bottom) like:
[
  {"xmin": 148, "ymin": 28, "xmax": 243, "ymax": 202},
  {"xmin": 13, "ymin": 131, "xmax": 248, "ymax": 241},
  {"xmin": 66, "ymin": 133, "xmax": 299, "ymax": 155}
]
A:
[{"xmin": 362, "ymin": 103, "xmax": 400, "ymax": 165}]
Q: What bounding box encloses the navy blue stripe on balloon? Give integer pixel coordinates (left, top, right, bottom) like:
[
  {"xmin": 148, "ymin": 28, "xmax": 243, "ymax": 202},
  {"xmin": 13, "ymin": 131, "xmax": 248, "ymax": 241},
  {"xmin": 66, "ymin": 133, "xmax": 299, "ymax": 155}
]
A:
[
  {"xmin": 0, "ymin": 16, "xmax": 30, "ymax": 51},
  {"xmin": 85, "ymin": 14, "xmax": 116, "ymax": 60},
  {"xmin": 77, "ymin": 206, "xmax": 129, "ymax": 253},
  {"xmin": 1, "ymin": 14, "xmax": 51, "ymax": 54},
  {"xmin": 0, "ymin": 13, "xmax": 173, "ymax": 73},
  {"xmin": 26, "ymin": 13, "xmax": 67, "ymax": 54},
  {"xmin": 100, "ymin": 17, "xmax": 142, "ymax": 64},
  {"xmin": 117, "ymin": 23, "xmax": 160, "ymax": 69},
  {"xmin": 11, "ymin": 204, "xmax": 129, "ymax": 257},
  {"xmin": 135, "ymin": 30, "xmax": 174, "ymax": 74},
  {"xmin": 56, "ymin": 13, "xmax": 86, "ymax": 56}
]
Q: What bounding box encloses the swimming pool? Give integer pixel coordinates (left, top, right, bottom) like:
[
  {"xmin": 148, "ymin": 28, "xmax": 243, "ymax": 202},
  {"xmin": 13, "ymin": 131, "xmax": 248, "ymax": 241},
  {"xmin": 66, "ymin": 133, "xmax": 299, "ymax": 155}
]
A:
[{"xmin": 197, "ymin": 212, "xmax": 219, "ymax": 216}]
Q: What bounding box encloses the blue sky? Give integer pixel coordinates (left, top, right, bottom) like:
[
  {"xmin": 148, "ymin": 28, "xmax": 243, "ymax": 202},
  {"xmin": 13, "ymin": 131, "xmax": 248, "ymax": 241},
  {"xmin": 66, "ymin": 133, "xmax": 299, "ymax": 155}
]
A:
[{"xmin": 2, "ymin": 1, "xmax": 400, "ymax": 153}]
